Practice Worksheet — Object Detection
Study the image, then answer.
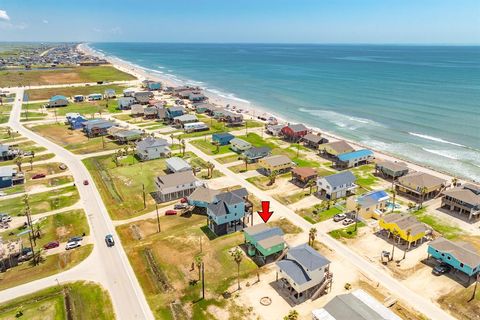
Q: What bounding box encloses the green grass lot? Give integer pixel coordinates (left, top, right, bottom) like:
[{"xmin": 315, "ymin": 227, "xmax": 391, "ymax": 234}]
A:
[
  {"xmin": 272, "ymin": 189, "xmax": 312, "ymax": 206},
  {"xmin": 116, "ymin": 214, "xmax": 258, "ymax": 319},
  {"xmin": 189, "ymin": 139, "xmax": 232, "ymax": 155},
  {"xmin": 411, "ymin": 207, "xmax": 463, "ymax": 240},
  {"xmin": 246, "ymin": 172, "xmax": 291, "ymax": 191},
  {"xmin": 229, "ymin": 162, "xmax": 260, "ymax": 173},
  {"xmin": 8, "ymin": 140, "xmax": 47, "ymax": 154},
  {"xmin": 30, "ymin": 123, "xmax": 121, "ymax": 154},
  {"xmin": 267, "ymin": 218, "xmax": 303, "ymax": 234},
  {"xmin": 328, "ymin": 222, "xmax": 366, "ymax": 240},
  {"xmin": 0, "ymin": 185, "xmax": 79, "ymax": 216},
  {"xmin": 0, "ymin": 104, "xmax": 12, "ymax": 124},
  {"xmin": 25, "ymin": 162, "xmax": 69, "ymax": 179},
  {"xmin": 216, "ymin": 154, "xmax": 240, "ymax": 164},
  {"xmin": 0, "ymin": 153, "xmax": 55, "ymax": 168},
  {"xmin": 4, "ymin": 175, "xmax": 74, "ymax": 195},
  {"xmin": 0, "ymin": 245, "xmax": 93, "ymax": 291},
  {"xmin": 297, "ymin": 205, "xmax": 343, "ymax": 224},
  {"xmin": 26, "ymin": 84, "xmax": 128, "ymax": 101},
  {"xmin": 349, "ymin": 164, "xmax": 378, "ymax": 191},
  {"xmin": 0, "ymin": 66, "xmax": 136, "ymax": 87},
  {"xmin": 0, "ymin": 209, "xmax": 89, "ymax": 248},
  {"xmin": 83, "ymin": 151, "xmax": 221, "ymax": 220},
  {"xmin": 0, "ymin": 281, "xmax": 115, "ymax": 320}
]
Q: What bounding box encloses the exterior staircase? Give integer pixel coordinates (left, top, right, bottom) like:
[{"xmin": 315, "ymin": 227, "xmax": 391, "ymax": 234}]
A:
[{"xmin": 311, "ymin": 272, "xmax": 333, "ymax": 300}]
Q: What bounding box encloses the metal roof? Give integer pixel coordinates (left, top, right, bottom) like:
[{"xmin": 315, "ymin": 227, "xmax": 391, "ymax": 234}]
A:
[
  {"xmin": 337, "ymin": 149, "xmax": 374, "ymax": 161},
  {"xmin": 288, "ymin": 243, "xmax": 330, "ymax": 271},
  {"xmin": 166, "ymin": 157, "xmax": 191, "ymax": 172},
  {"xmin": 50, "ymin": 95, "xmax": 67, "ymax": 101},
  {"xmin": 322, "ymin": 171, "xmax": 356, "ymax": 188},
  {"xmin": 429, "ymin": 237, "xmax": 480, "ymax": 269}
]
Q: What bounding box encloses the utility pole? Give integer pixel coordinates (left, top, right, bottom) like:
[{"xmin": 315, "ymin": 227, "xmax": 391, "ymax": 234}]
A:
[
  {"xmin": 470, "ymin": 273, "xmax": 479, "ymax": 302},
  {"xmin": 201, "ymin": 262, "xmax": 205, "ymax": 300},
  {"xmin": 54, "ymin": 108, "xmax": 58, "ymax": 124},
  {"xmin": 101, "ymin": 135, "xmax": 106, "ymax": 149},
  {"xmin": 142, "ymin": 183, "xmax": 146, "ymax": 209},
  {"xmin": 155, "ymin": 203, "xmax": 161, "ymax": 232}
]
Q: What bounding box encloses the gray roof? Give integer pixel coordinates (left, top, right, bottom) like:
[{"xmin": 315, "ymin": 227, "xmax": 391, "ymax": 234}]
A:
[
  {"xmin": 136, "ymin": 137, "xmax": 169, "ymax": 151},
  {"xmin": 321, "ymin": 290, "xmax": 401, "ymax": 320},
  {"xmin": 156, "ymin": 171, "xmax": 198, "ymax": 189},
  {"xmin": 244, "ymin": 147, "xmax": 271, "ymax": 158},
  {"xmin": 0, "ymin": 145, "xmax": 9, "ymax": 153},
  {"xmin": 207, "ymin": 188, "xmax": 247, "ymax": 217},
  {"xmin": 288, "ymin": 243, "xmax": 330, "ymax": 270},
  {"xmin": 262, "ymin": 155, "xmax": 292, "ymax": 167},
  {"xmin": 188, "ymin": 187, "xmax": 221, "ymax": 203},
  {"xmin": 277, "ymin": 259, "xmax": 311, "ymax": 285},
  {"xmin": 174, "ymin": 114, "xmax": 197, "ymax": 122},
  {"xmin": 168, "ymin": 106, "xmax": 185, "ymax": 113},
  {"xmin": 0, "ymin": 167, "xmax": 14, "ymax": 177},
  {"xmin": 430, "ymin": 237, "xmax": 480, "ymax": 268},
  {"xmin": 323, "ymin": 171, "xmax": 356, "ymax": 188},
  {"xmin": 166, "ymin": 157, "xmax": 191, "ymax": 172},
  {"xmin": 115, "ymin": 129, "xmax": 143, "ymax": 138},
  {"xmin": 230, "ymin": 138, "xmax": 251, "ymax": 148},
  {"xmin": 287, "ymin": 123, "xmax": 308, "ymax": 132},
  {"xmin": 302, "ymin": 133, "xmax": 324, "ymax": 144}
]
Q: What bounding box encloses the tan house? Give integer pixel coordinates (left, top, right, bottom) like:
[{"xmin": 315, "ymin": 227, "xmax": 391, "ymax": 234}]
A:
[
  {"xmin": 395, "ymin": 172, "xmax": 447, "ymax": 201},
  {"xmin": 259, "ymin": 155, "xmax": 293, "ymax": 174},
  {"xmin": 291, "ymin": 167, "xmax": 318, "ymax": 186},
  {"xmin": 319, "ymin": 140, "xmax": 354, "ymax": 157},
  {"xmin": 346, "ymin": 190, "xmax": 390, "ymax": 220},
  {"xmin": 441, "ymin": 184, "xmax": 480, "ymax": 220}
]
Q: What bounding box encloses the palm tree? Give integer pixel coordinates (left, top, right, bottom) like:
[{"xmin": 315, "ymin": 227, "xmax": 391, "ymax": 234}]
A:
[
  {"xmin": 212, "ymin": 140, "xmax": 220, "ymax": 154},
  {"xmin": 231, "ymin": 248, "xmax": 243, "ymax": 291},
  {"xmin": 391, "ymin": 190, "xmax": 397, "ymax": 213},
  {"xmin": 308, "ymin": 228, "xmax": 317, "ymax": 246},
  {"xmin": 268, "ymin": 170, "xmax": 278, "ymax": 186},
  {"xmin": 15, "ymin": 155, "xmax": 23, "ymax": 173},
  {"xmin": 390, "ymin": 230, "xmax": 399, "ymax": 262},
  {"xmin": 306, "ymin": 179, "xmax": 316, "ymax": 195},
  {"xmin": 241, "ymin": 154, "xmax": 248, "ymax": 172},
  {"xmin": 451, "ymin": 177, "xmax": 458, "ymax": 188},
  {"xmin": 123, "ymin": 144, "xmax": 129, "ymax": 157},
  {"xmin": 420, "ymin": 186, "xmax": 428, "ymax": 208},
  {"xmin": 29, "ymin": 157, "xmax": 33, "ymax": 170},
  {"xmin": 283, "ymin": 310, "xmax": 299, "ymax": 320},
  {"xmin": 407, "ymin": 202, "xmax": 416, "ymax": 212},
  {"xmin": 326, "ymin": 199, "xmax": 332, "ymax": 210},
  {"xmin": 180, "ymin": 139, "xmax": 186, "ymax": 156},
  {"xmin": 354, "ymin": 203, "xmax": 361, "ymax": 232},
  {"xmin": 170, "ymin": 134, "xmax": 175, "ymax": 147},
  {"xmin": 403, "ymin": 229, "xmax": 411, "ymax": 260}
]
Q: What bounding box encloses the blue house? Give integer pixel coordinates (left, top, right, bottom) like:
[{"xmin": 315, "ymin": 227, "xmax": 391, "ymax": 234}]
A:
[
  {"xmin": 335, "ymin": 149, "xmax": 374, "ymax": 168},
  {"xmin": 0, "ymin": 167, "xmax": 23, "ymax": 188},
  {"xmin": 48, "ymin": 95, "xmax": 68, "ymax": 108},
  {"xmin": 82, "ymin": 119, "xmax": 114, "ymax": 137},
  {"xmin": 65, "ymin": 113, "xmax": 87, "ymax": 130},
  {"xmin": 206, "ymin": 188, "xmax": 248, "ymax": 235},
  {"xmin": 147, "ymin": 82, "xmax": 162, "ymax": 91},
  {"xmin": 187, "ymin": 186, "xmax": 221, "ymax": 209},
  {"xmin": 87, "ymin": 93, "xmax": 103, "ymax": 101},
  {"xmin": 166, "ymin": 106, "xmax": 185, "ymax": 119},
  {"xmin": 428, "ymin": 237, "xmax": 480, "ymax": 277},
  {"xmin": 212, "ymin": 132, "xmax": 235, "ymax": 146}
]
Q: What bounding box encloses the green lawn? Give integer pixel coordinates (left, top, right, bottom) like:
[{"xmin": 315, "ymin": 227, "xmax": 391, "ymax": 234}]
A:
[
  {"xmin": 0, "ymin": 153, "xmax": 55, "ymax": 168},
  {"xmin": 4, "ymin": 175, "xmax": 74, "ymax": 195},
  {"xmin": 297, "ymin": 205, "xmax": 342, "ymax": 224},
  {"xmin": 216, "ymin": 154, "xmax": 241, "ymax": 164},
  {"xmin": 412, "ymin": 207, "xmax": 463, "ymax": 239},
  {"xmin": 272, "ymin": 190, "xmax": 311, "ymax": 206},
  {"xmin": 0, "ymin": 245, "xmax": 93, "ymax": 291},
  {"xmin": 328, "ymin": 222, "xmax": 366, "ymax": 240},
  {"xmin": 246, "ymin": 172, "xmax": 291, "ymax": 190},
  {"xmin": 0, "ymin": 185, "xmax": 79, "ymax": 216},
  {"xmin": 8, "ymin": 140, "xmax": 47, "ymax": 154},
  {"xmin": 179, "ymin": 117, "xmax": 263, "ymax": 139},
  {"xmin": 0, "ymin": 104, "xmax": 12, "ymax": 124},
  {"xmin": 189, "ymin": 139, "xmax": 232, "ymax": 155},
  {"xmin": 350, "ymin": 164, "xmax": 378, "ymax": 191},
  {"xmin": 116, "ymin": 214, "xmax": 258, "ymax": 319},
  {"xmin": 25, "ymin": 84, "xmax": 128, "ymax": 101},
  {"xmin": 0, "ymin": 66, "xmax": 136, "ymax": 87},
  {"xmin": 0, "ymin": 281, "xmax": 114, "ymax": 320}
]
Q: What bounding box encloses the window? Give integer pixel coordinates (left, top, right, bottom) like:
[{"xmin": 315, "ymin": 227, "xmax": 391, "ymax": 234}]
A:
[{"xmin": 460, "ymin": 263, "xmax": 464, "ymax": 268}]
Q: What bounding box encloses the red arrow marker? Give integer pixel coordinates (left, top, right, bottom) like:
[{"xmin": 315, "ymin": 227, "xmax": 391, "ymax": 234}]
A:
[{"xmin": 257, "ymin": 201, "xmax": 273, "ymax": 223}]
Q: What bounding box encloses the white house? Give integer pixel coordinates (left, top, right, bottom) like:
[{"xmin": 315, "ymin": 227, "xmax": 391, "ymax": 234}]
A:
[
  {"xmin": 230, "ymin": 138, "xmax": 252, "ymax": 152},
  {"xmin": 135, "ymin": 136, "xmax": 170, "ymax": 161},
  {"xmin": 155, "ymin": 171, "xmax": 204, "ymax": 202},
  {"xmin": 317, "ymin": 171, "xmax": 357, "ymax": 200},
  {"xmin": 166, "ymin": 157, "xmax": 191, "ymax": 173}
]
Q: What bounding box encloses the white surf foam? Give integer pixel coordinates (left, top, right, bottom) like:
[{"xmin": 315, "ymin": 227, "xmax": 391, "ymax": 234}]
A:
[{"xmin": 409, "ymin": 132, "xmax": 466, "ymax": 148}]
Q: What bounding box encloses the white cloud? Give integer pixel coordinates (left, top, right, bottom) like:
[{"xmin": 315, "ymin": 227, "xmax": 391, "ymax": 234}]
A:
[
  {"xmin": 0, "ymin": 9, "xmax": 10, "ymax": 21},
  {"xmin": 42, "ymin": 19, "xmax": 48, "ymax": 24}
]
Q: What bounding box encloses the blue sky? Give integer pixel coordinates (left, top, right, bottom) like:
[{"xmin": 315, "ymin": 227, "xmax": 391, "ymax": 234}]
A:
[{"xmin": 0, "ymin": 0, "xmax": 479, "ymax": 43}]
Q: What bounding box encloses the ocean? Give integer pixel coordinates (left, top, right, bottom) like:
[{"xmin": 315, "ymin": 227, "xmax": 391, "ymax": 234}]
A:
[{"xmin": 90, "ymin": 43, "xmax": 480, "ymax": 181}]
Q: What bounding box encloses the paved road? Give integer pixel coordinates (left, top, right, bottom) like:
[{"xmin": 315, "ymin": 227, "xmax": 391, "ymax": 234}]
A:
[{"xmin": 2, "ymin": 88, "xmax": 154, "ymax": 320}]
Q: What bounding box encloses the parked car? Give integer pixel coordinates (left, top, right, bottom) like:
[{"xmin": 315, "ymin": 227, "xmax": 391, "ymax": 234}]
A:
[
  {"xmin": 180, "ymin": 197, "xmax": 188, "ymax": 203},
  {"xmin": 342, "ymin": 218, "xmax": 354, "ymax": 226},
  {"xmin": 433, "ymin": 262, "xmax": 452, "ymax": 276},
  {"xmin": 83, "ymin": 180, "xmax": 89, "ymax": 186},
  {"xmin": 59, "ymin": 164, "xmax": 67, "ymax": 170},
  {"xmin": 174, "ymin": 204, "xmax": 187, "ymax": 210},
  {"xmin": 66, "ymin": 241, "xmax": 81, "ymax": 250},
  {"xmin": 43, "ymin": 241, "xmax": 60, "ymax": 250},
  {"xmin": 0, "ymin": 191, "xmax": 6, "ymax": 197},
  {"xmin": 333, "ymin": 213, "xmax": 347, "ymax": 222},
  {"xmin": 68, "ymin": 236, "xmax": 83, "ymax": 243},
  {"xmin": 32, "ymin": 173, "xmax": 46, "ymax": 179},
  {"xmin": 165, "ymin": 210, "xmax": 177, "ymax": 216},
  {"xmin": 105, "ymin": 234, "xmax": 115, "ymax": 247},
  {"xmin": 1, "ymin": 215, "xmax": 12, "ymax": 223}
]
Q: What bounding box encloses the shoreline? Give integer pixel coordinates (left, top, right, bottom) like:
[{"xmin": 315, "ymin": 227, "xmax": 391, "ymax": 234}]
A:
[{"xmin": 78, "ymin": 43, "xmax": 469, "ymax": 185}]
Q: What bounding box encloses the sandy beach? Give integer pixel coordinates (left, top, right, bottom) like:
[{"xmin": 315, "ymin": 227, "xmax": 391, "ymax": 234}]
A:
[{"xmin": 78, "ymin": 43, "xmax": 467, "ymax": 186}]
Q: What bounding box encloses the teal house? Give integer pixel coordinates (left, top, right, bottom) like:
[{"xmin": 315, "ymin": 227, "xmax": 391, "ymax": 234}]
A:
[
  {"xmin": 244, "ymin": 223, "xmax": 286, "ymax": 263},
  {"xmin": 428, "ymin": 237, "xmax": 480, "ymax": 277},
  {"xmin": 212, "ymin": 132, "xmax": 234, "ymax": 146}
]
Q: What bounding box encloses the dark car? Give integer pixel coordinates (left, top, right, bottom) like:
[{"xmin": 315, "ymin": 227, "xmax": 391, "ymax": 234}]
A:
[
  {"xmin": 83, "ymin": 180, "xmax": 89, "ymax": 186},
  {"xmin": 32, "ymin": 173, "xmax": 46, "ymax": 179},
  {"xmin": 43, "ymin": 241, "xmax": 60, "ymax": 250},
  {"xmin": 68, "ymin": 236, "xmax": 83, "ymax": 243},
  {"xmin": 174, "ymin": 204, "xmax": 187, "ymax": 210},
  {"xmin": 433, "ymin": 262, "xmax": 452, "ymax": 276},
  {"xmin": 165, "ymin": 210, "xmax": 177, "ymax": 216},
  {"xmin": 105, "ymin": 234, "xmax": 115, "ymax": 247}
]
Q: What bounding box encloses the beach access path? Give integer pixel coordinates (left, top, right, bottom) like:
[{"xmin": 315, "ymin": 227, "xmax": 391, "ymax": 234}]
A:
[{"xmin": 0, "ymin": 88, "xmax": 154, "ymax": 320}]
